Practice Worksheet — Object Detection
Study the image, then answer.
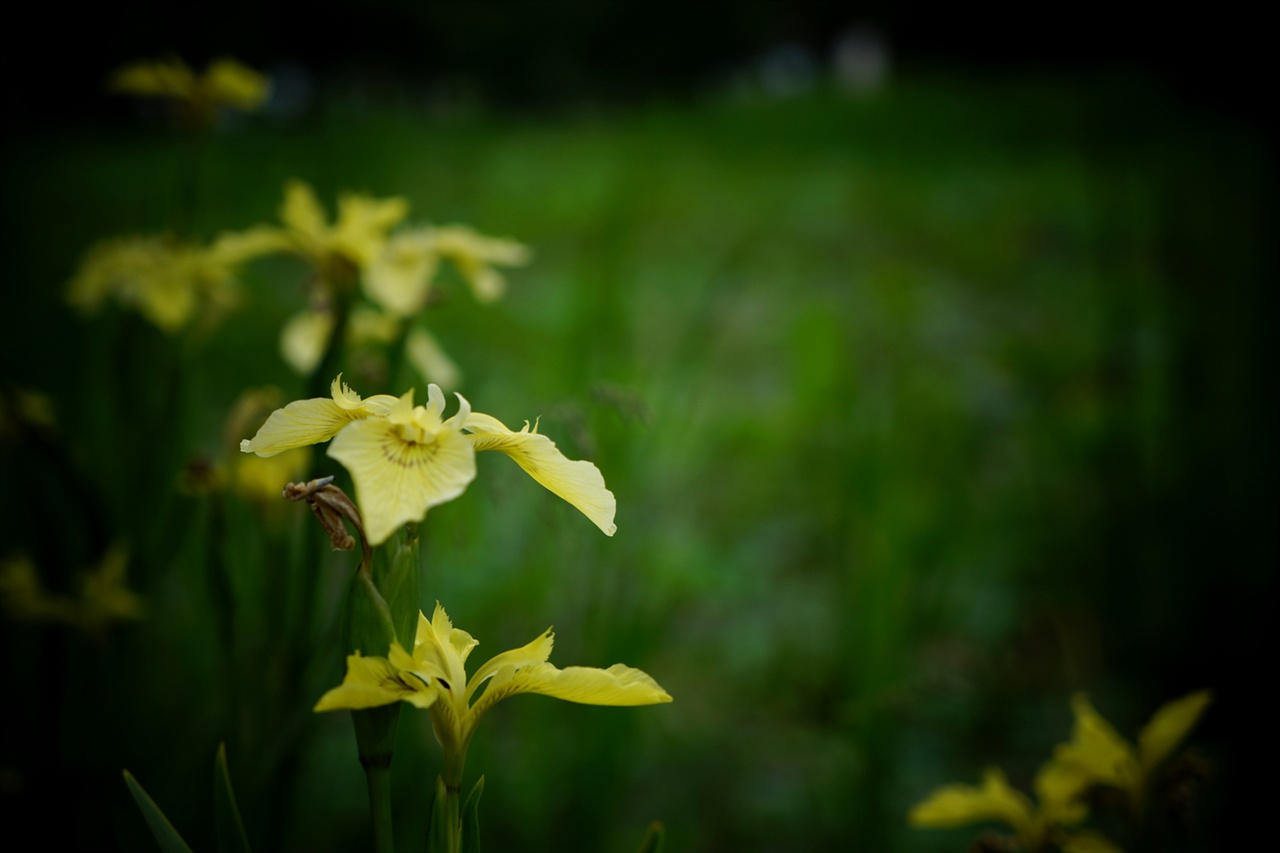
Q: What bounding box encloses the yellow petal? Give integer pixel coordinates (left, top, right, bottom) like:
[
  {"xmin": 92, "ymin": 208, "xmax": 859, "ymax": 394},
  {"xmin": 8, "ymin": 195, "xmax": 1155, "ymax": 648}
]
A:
[
  {"xmin": 465, "ymin": 628, "xmax": 555, "ymax": 704},
  {"xmin": 281, "ymin": 180, "xmax": 328, "ymax": 245},
  {"xmin": 466, "ymin": 413, "xmax": 616, "ymax": 535},
  {"xmin": 314, "ymin": 652, "xmax": 437, "ymax": 712},
  {"xmin": 1032, "ymin": 759, "xmax": 1090, "ymax": 827},
  {"xmin": 202, "ymin": 58, "xmax": 270, "ymax": 110},
  {"xmin": 110, "ymin": 59, "xmax": 196, "ymax": 99},
  {"xmin": 209, "ymin": 225, "xmax": 290, "ymax": 264},
  {"xmin": 908, "ymin": 768, "xmax": 1034, "ymax": 836},
  {"xmin": 432, "ymin": 225, "xmax": 529, "ymax": 304},
  {"xmin": 326, "ymin": 416, "xmax": 477, "ymax": 545},
  {"xmin": 240, "ymin": 396, "xmax": 354, "ymax": 457},
  {"xmin": 1137, "ymin": 689, "xmax": 1212, "ymax": 774},
  {"xmin": 470, "ymin": 662, "xmax": 671, "ymax": 726},
  {"xmin": 406, "ymin": 328, "xmax": 462, "ymax": 390},
  {"xmin": 333, "ymin": 193, "xmax": 409, "ymax": 267},
  {"xmin": 365, "ymin": 230, "xmax": 438, "ymax": 316},
  {"xmin": 279, "ymin": 308, "xmax": 334, "ymax": 374},
  {"xmin": 1053, "ymin": 694, "xmax": 1140, "ymax": 791}
]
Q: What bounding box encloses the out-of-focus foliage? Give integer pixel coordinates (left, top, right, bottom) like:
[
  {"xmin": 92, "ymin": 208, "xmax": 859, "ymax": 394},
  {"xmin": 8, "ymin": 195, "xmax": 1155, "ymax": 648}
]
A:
[{"xmin": 0, "ymin": 62, "xmax": 1270, "ymax": 853}]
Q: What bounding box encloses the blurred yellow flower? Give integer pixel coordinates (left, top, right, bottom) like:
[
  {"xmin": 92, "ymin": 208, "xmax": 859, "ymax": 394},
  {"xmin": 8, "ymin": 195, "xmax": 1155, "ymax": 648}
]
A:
[
  {"xmin": 908, "ymin": 763, "xmax": 1118, "ymax": 853},
  {"xmin": 263, "ymin": 180, "xmax": 409, "ymax": 284},
  {"xmin": 316, "ymin": 603, "xmax": 670, "ymax": 776},
  {"xmin": 1052, "ymin": 690, "xmax": 1212, "ymax": 807},
  {"xmin": 67, "ymin": 234, "xmax": 249, "ymax": 333},
  {"xmin": 363, "ymin": 225, "xmax": 529, "ymax": 317},
  {"xmin": 111, "ymin": 57, "xmax": 269, "ymax": 124},
  {"xmin": 240, "ymin": 375, "xmax": 616, "ymax": 544},
  {"xmin": 1, "ymin": 546, "xmax": 142, "ymax": 636}
]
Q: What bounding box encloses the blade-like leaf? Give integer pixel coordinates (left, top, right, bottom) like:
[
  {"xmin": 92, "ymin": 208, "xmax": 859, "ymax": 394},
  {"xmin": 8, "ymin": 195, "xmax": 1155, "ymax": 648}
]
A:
[
  {"xmin": 122, "ymin": 770, "xmax": 194, "ymax": 853},
  {"xmin": 214, "ymin": 743, "xmax": 252, "ymax": 853},
  {"xmin": 461, "ymin": 775, "xmax": 485, "ymax": 853}
]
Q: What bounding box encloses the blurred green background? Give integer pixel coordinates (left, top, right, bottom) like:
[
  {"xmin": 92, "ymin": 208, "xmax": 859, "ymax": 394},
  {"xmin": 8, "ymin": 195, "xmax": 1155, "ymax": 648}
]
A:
[{"xmin": 1, "ymin": 4, "xmax": 1272, "ymax": 851}]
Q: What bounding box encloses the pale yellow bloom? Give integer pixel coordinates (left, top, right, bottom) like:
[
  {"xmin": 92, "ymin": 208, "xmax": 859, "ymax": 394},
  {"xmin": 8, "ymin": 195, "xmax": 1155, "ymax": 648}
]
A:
[
  {"xmin": 241, "ymin": 376, "xmax": 616, "ymax": 544},
  {"xmin": 316, "ymin": 603, "xmax": 670, "ymax": 773},
  {"xmin": 111, "ymin": 57, "xmax": 269, "ymax": 119},
  {"xmin": 68, "ymin": 235, "xmax": 242, "ymax": 333},
  {"xmin": 406, "ymin": 327, "xmax": 461, "ymax": 390},
  {"xmin": 279, "ymin": 308, "xmax": 336, "ymax": 374}
]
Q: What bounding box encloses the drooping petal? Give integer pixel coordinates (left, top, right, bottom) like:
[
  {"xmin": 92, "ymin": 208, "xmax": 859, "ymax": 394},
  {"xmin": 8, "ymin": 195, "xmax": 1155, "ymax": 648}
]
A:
[
  {"xmin": 327, "ymin": 417, "xmax": 477, "ymax": 545},
  {"xmin": 1137, "ymin": 689, "xmax": 1212, "ymax": 774},
  {"xmin": 279, "ymin": 308, "xmax": 334, "ymax": 374},
  {"xmin": 470, "ymin": 662, "xmax": 671, "ymax": 725},
  {"xmin": 1052, "ymin": 694, "xmax": 1140, "ymax": 792},
  {"xmin": 908, "ymin": 768, "xmax": 1035, "ymax": 838},
  {"xmin": 314, "ymin": 652, "xmax": 438, "ymax": 712},
  {"xmin": 465, "ymin": 413, "xmax": 616, "ymax": 535},
  {"xmin": 465, "ymin": 628, "xmax": 555, "ymax": 704},
  {"xmin": 240, "ymin": 395, "xmax": 354, "ymax": 457}
]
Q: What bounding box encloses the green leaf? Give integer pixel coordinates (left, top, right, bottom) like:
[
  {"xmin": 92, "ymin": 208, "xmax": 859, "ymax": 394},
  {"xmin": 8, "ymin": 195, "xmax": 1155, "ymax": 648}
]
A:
[
  {"xmin": 426, "ymin": 774, "xmax": 456, "ymax": 853},
  {"xmin": 214, "ymin": 743, "xmax": 252, "ymax": 853},
  {"xmin": 380, "ymin": 532, "xmax": 421, "ymax": 647},
  {"xmin": 636, "ymin": 821, "xmax": 665, "ymax": 853},
  {"xmin": 460, "ymin": 776, "xmax": 484, "ymax": 853},
  {"xmin": 122, "ymin": 770, "xmax": 194, "ymax": 853}
]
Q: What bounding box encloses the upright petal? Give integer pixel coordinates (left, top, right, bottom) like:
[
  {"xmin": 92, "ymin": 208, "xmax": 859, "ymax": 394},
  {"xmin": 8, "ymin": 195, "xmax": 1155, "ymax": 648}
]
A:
[
  {"xmin": 282, "ymin": 180, "xmax": 328, "ymax": 246},
  {"xmin": 908, "ymin": 768, "xmax": 1035, "ymax": 838},
  {"xmin": 1137, "ymin": 689, "xmax": 1212, "ymax": 774},
  {"xmin": 406, "ymin": 328, "xmax": 462, "ymax": 390},
  {"xmin": 465, "ymin": 628, "xmax": 555, "ymax": 703},
  {"xmin": 279, "ymin": 308, "xmax": 334, "ymax": 374},
  {"xmin": 240, "ymin": 396, "xmax": 354, "ymax": 457},
  {"xmin": 1052, "ymin": 694, "xmax": 1140, "ymax": 792},
  {"xmin": 327, "ymin": 417, "xmax": 476, "ymax": 545},
  {"xmin": 466, "ymin": 413, "xmax": 616, "ymax": 535}
]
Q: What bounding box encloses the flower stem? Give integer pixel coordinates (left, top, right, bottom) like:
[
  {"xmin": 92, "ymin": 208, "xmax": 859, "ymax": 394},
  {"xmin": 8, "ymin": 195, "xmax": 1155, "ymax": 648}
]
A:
[{"xmin": 363, "ymin": 760, "xmax": 396, "ymax": 853}]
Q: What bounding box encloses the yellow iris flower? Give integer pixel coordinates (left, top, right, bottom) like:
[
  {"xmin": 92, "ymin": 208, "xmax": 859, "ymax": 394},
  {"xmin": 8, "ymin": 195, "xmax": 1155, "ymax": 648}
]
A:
[
  {"xmin": 67, "ymin": 234, "xmax": 246, "ymax": 333},
  {"xmin": 240, "ymin": 376, "xmax": 617, "ymax": 544},
  {"xmin": 316, "ymin": 603, "xmax": 670, "ymax": 779},
  {"xmin": 259, "ymin": 179, "xmax": 409, "ymax": 283},
  {"xmin": 1051, "ymin": 690, "xmax": 1212, "ymax": 808},
  {"xmin": 111, "ymin": 57, "xmax": 270, "ymax": 122}
]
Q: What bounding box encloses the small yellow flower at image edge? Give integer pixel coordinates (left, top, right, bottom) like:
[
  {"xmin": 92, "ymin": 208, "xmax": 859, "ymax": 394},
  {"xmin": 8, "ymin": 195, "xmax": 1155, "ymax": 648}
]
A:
[
  {"xmin": 240, "ymin": 375, "xmax": 617, "ymax": 544},
  {"xmin": 315, "ymin": 603, "xmax": 670, "ymax": 780}
]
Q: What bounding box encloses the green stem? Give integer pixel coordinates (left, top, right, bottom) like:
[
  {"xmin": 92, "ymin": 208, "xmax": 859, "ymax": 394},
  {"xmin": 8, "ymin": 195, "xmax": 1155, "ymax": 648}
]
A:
[{"xmin": 364, "ymin": 760, "xmax": 396, "ymax": 853}]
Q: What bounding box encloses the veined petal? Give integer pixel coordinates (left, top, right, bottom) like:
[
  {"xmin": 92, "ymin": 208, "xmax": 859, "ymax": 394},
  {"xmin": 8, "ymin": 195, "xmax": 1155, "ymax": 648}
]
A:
[
  {"xmin": 327, "ymin": 417, "xmax": 476, "ymax": 545},
  {"xmin": 1137, "ymin": 689, "xmax": 1212, "ymax": 774},
  {"xmin": 908, "ymin": 768, "xmax": 1035, "ymax": 837},
  {"xmin": 465, "ymin": 413, "xmax": 616, "ymax": 535},
  {"xmin": 314, "ymin": 652, "xmax": 437, "ymax": 712},
  {"xmin": 465, "ymin": 628, "xmax": 555, "ymax": 704},
  {"xmin": 241, "ymin": 396, "xmax": 355, "ymax": 457},
  {"xmin": 470, "ymin": 662, "xmax": 671, "ymax": 726},
  {"xmin": 330, "ymin": 374, "xmax": 400, "ymax": 416}
]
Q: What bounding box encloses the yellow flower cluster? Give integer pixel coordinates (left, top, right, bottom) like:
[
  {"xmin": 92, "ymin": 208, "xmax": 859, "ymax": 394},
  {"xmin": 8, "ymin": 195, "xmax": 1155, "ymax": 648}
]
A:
[
  {"xmin": 909, "ymin": 690, "xmax": 1212, "ymax": 852},
  {"xmin": 0, "ymin": 547, "xmax": 142, "ymax": 636}
]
